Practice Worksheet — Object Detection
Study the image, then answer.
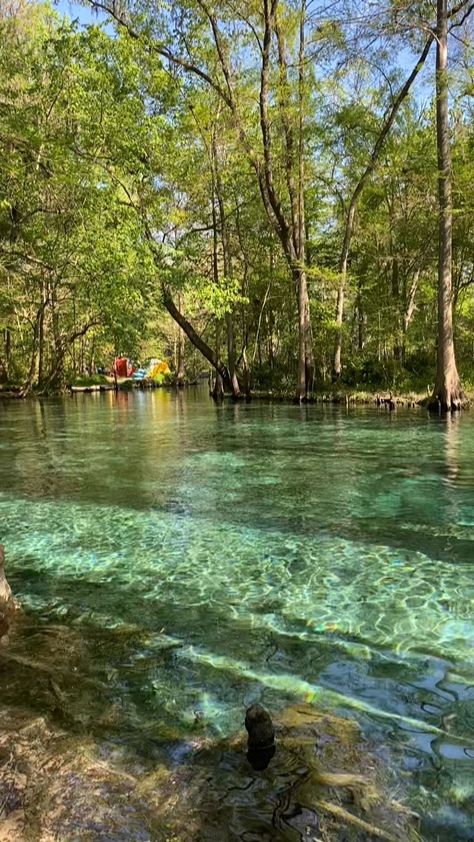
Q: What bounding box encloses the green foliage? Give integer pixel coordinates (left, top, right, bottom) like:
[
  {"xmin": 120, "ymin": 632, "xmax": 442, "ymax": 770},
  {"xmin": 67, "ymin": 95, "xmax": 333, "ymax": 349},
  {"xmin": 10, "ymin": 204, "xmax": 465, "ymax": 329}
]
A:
[
  {"xmin": 1, "ymin": 0, "xmax": 473, "ymax": 396},
  {"xmin": 70, "ymin": 374, "xmax": 109, "ymax": 387}
]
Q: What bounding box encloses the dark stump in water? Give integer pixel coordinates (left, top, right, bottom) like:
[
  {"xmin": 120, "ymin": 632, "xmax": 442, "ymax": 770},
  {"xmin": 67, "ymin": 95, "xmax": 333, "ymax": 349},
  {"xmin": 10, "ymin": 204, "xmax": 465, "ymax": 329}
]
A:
[
  {"xmin": 245, "ymin": 704, "xmax": 275, "ymax": 749},
  {"xmin": 245, "ymin": 704, "xmax": 276, "ymax": 770}
]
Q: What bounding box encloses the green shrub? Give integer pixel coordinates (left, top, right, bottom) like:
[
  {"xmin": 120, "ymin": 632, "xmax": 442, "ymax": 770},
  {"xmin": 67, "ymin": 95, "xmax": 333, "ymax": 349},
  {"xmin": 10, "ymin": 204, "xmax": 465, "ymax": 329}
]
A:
[
  {"xmin": 70, "ymin": 374, "xmax": 110, "ymax": 387},
  {"xmin": 403, "ymin": 349, "xmax": 433, "ymax": 377},
  {"xmin": 252, "ymin": 360, "xmax": 295, "ymax": 391}
]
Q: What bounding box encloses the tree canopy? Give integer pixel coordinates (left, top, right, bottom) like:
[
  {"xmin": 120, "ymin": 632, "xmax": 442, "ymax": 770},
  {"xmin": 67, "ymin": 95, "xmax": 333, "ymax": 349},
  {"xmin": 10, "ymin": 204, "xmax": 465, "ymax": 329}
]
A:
[{"xmin": 0, "ymin": 0, "xmax": 473, "ymax": 404}]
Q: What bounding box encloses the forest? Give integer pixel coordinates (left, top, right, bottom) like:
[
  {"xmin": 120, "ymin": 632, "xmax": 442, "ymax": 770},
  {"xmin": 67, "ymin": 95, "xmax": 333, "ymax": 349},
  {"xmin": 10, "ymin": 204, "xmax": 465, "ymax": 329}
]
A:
[
  {"xmin": 1, "ymin": 0, "xmax": 473, "ymax": 408},
  {"xmin": 2, "ymin": 5, "xmax": 474, "ymax": 839}
]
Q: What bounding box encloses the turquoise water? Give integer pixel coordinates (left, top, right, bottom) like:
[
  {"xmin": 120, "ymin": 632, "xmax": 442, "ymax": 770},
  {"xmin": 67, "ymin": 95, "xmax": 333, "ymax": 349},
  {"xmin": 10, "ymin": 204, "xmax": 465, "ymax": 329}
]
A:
[{"xmin": 1, "ymin": 389, "xmax": 474, "ymax": 838}]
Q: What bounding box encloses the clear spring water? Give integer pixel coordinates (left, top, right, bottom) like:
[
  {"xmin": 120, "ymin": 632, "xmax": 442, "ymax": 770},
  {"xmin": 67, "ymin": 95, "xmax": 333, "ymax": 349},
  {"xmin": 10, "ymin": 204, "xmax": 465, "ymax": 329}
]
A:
[{"xmin": 1, "ymin": 389, "xmax": 473, "ymax": 838}]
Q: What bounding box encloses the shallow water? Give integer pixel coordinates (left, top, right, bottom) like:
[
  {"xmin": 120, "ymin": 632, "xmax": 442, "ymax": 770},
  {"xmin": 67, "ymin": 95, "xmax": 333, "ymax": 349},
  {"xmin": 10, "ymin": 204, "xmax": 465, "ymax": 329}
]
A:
[{"xmin": 1, "ymin": 389, "xmax": 473, "ymax": 839}]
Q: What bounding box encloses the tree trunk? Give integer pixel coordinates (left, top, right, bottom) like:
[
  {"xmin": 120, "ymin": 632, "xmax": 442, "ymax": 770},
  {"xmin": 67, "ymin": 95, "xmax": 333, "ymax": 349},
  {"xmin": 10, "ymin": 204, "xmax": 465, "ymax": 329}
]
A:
[
  {"xmin": 212, "ymin": 324, "xmax": 224, "ymax": 400},
  {"xmin": 333, "ymin": 284, "xmax": 344, "ymax": 380},
  {"xmin": 5, "ymin": 328, "xmax": 11, "ymax": 378},
  {"xmin": 333, "ymin": 294, "xmax": 343, "ymax": 378},
  {"xmin": 241, "ymin": 347, "xmax": 251, "ymax": 398},
  {"xmin": 212, "ymin": 131, "xmax": 241, "ymax": 399},
  {"xmin": 356, "ymin": 286, "xmax": 365, "ymax": 352},
  {"xmin": 162, "ymin": 286, "xmax": 231, "ymax": 391},
  {"xmin": 88, "ymin": 337, "xmax": 96, "ymax": 376},
  {"xmin": 333, "ymin": 200, "xmax": 355, "ymax": 380},
  {"xmin": 295, "ymin": 2, "xmax": 314, "ymax": 401},
  {"xmin": 392, "ymin": 256, "xmax": 403, "ymax": 361},
  {"xmin": 402, "ymin": 268, "xmax": 420, "ymax": 359},
  {"xmin": 429, "ymin": 0, "xmax": 465, "ymax": 411},
  {"xmin": 295, "ymin": 267, "xmax": 313, "ymax": 400},
  {"xmin": 226, "ymin": 314, "xmax": 240, "ymax": 398},
  {"xmin": 296, "ymin": 269, "xmax": 307, "ymax": 400},
  {"xmin": 1, "ymin": 328, "xmax": 11, "ymax": 382},
  {"xmin": 176, "ymin": 293, "xmax": 186, "ymax": 387},
  {"xmin": 37, "ymin": 283, "xmax": 47, "ymax": 387},
  {"xmin": 20, "ymin": 302, "xmax": 46, "ymax": 396},
  {"xmin": 51, "ymin": 285, "xmax": 61, "ymax": 371},
  {"xmin": 234, "ymin": 194, "xmax": 251, "ymax": 396},
  {"xmin": 43, "ymin": 321, "xmax": 98, "ymax": 392}
]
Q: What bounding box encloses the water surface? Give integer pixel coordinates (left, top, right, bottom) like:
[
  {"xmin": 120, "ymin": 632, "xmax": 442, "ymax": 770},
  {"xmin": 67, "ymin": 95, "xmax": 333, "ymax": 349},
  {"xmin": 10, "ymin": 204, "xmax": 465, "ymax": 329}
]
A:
[{"xmin": 1, "ymin": 390, "xmax": 473, "ymax": 839}]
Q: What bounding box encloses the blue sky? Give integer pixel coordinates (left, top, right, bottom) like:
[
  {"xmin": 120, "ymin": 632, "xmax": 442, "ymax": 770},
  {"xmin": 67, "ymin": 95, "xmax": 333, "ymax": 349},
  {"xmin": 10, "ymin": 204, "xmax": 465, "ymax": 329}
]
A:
[
  {"xmin": 53, "ymin": 0, "xmax": 104, "ymax": 26},
  {"xmin": 50, "ymin": 0, "xmax": 432, "ymax": 103}
]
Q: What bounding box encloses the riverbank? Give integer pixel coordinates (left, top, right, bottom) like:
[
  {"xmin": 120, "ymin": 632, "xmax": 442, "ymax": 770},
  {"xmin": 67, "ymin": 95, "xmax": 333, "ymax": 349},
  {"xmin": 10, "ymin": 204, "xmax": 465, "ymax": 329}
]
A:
[
  {"xmin": 0, "ymin": 382, "xmax": 441, "ymax": 404},
  {"xmin": 250, "ymin": 388, "xmax": 425, "ymax": 407},
  {"xmin": 0, "ymin": 376, "xmax": 170, "ymax": 398},
  {"xmin": 1, "ymin": 379, "xmax": 472, "ymax": 410}
]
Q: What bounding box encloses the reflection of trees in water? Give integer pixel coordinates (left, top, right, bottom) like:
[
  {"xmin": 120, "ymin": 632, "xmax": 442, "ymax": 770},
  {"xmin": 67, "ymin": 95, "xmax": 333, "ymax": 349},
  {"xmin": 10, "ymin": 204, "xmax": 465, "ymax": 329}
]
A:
[
  {"xmin": 443, "ymin": 412, "xmax": 460, "ymax": 485},
  {"xmin": 442, "ymin": 413, "xmax": 461, "ymax": 559}
]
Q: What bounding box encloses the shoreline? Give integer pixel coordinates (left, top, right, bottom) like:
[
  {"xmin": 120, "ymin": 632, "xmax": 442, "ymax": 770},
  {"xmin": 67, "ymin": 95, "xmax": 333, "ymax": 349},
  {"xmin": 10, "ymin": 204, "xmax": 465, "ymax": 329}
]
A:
[{"xmin": 0, "ymin": 382, "xmax": 471, "ymax": 409}]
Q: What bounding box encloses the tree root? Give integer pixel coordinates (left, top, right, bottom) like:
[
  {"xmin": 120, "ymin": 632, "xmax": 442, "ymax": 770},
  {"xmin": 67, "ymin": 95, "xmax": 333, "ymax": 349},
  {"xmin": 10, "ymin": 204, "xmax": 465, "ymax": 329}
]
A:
[
  {"xmin": 316, "ymin": 799, "xmax": 398, "ymax": 841},
  {"xmin": 314, "ymin": 771, "xmax": 367, "ymax": 788}
]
